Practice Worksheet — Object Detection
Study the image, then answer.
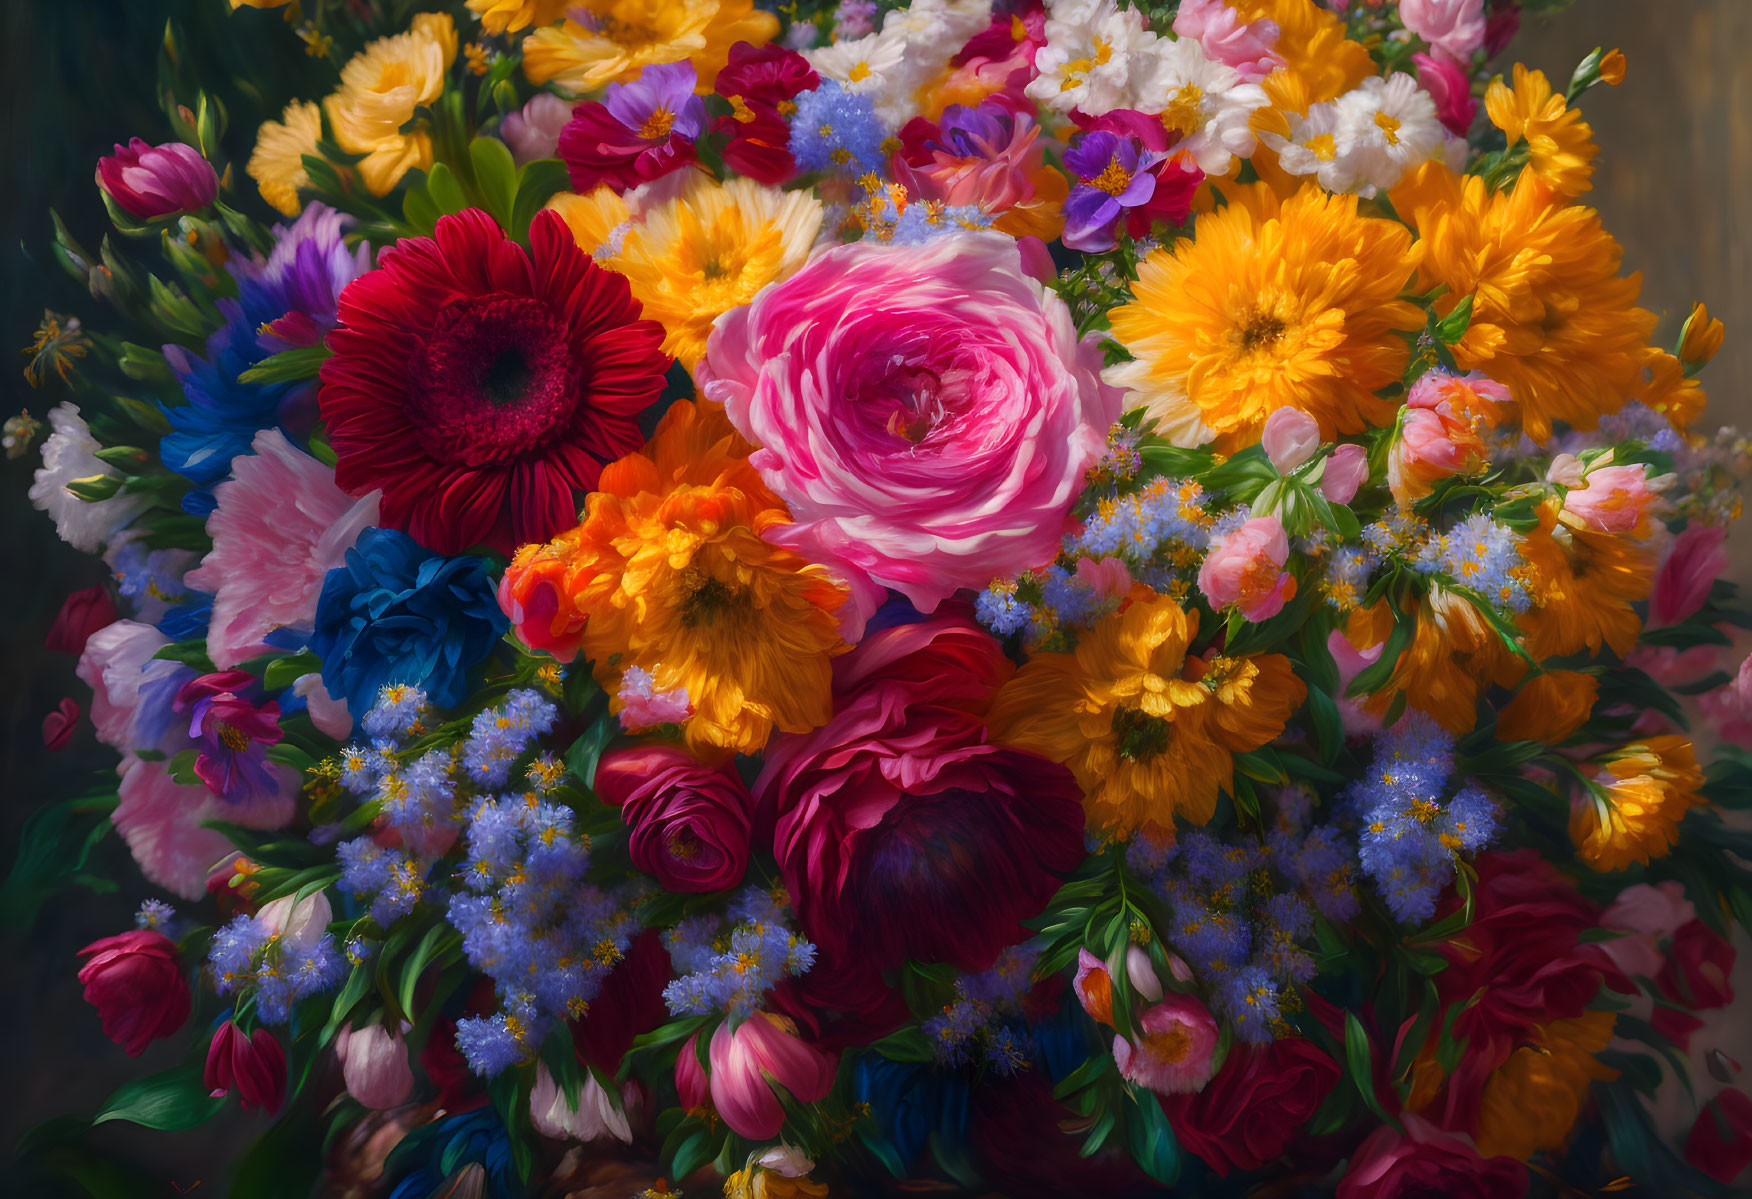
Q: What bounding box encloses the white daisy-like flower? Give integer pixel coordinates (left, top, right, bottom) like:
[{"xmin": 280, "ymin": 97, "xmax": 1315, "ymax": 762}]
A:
[
  {"xmin": 1133, "ymin": 36, "xmax": 1269, "ymax": 176},
  {"xmin": 1333, "ymin": 73, "xmax": 1451, "ymax": 196},
  {"xmin": 881, "ymin": 0, "xmax": 992, "ymax": 49},
  {"xmin": 806, "ymin": 30, "xmax": 909, "ymax": 98},
  {"xmin": 1025, "ymin": 0, "xmax": 1160, "ymax": 116},
  {"xmin": 28, "ymin": 402, "xmax": 152, "ymax": 552},
  {"xmin": 1259, "ymin": 101, "xmax": 1366, "ymax": 194}
]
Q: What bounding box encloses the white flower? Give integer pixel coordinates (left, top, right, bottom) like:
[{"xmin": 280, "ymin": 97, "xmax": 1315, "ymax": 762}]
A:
[
  {"xmin": 257, "ymin": 890, "xmax": 333, "ymax": 952},
  {"xmin": 1025, "ymin": 0, "xmax": 1160, "ymax": 116},
  {"xmin": 528, "ymin": 1063, "xmax": 633, "ymax": 1143},
  {"xmin": 1260, "ymin": 100, "xmax": 1364, "ymax": 193},
  {"xmin": 1336, "ymin": 74, "xmax": 1450, "ymax": 195},
  {"xmin": 29, "ymin": 402, "xmax": 151, "ymax": 552},
  {"xmin": 1134, "ymin": 37, "xmax": 1269, "ymax": 175},
  {"xmin": 754, "ymin": 1144, "xmax": 816, "ymax": 1178},
  {"xmin": 881, "ymin": 0, "xmax": 991, "ymax": 49},
  {"xmin": 807, "ymin": 31, "xmax": 907, "ymax": 97}
]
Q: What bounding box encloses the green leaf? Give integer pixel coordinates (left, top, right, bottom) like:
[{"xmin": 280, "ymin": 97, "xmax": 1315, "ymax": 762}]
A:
[
  {"xmin": 510, "ymin": 159, "xmax": 571, "ymax": 243},
  {"xmin": 865, "ymin": 1025, "xmax": 936, "ymax": 1064},
  {"xmin": 1343, "ymin": 1013, "xmax": 1396, "ymax": 1128},
  {"xmin": 564, "ymin": 712, "xmax": 620, "ymax": 791},
  {"xmin": 426, "ymin": 162, "xmax": 468, "ymax": 216},
  {"xmin": 1125, "ymin": 1090, "xmax": 1180, "ymax": 1185},
  {"xmin": 0, "ymin": 792, "xmax": 117, "ymax": 930},
  {"xmin": 263, "ymin": 651, "xmax": 322, "ymax": 692},
  {"xmin": 237, "ymin": 344, "xmax": 332, "ymax": 386},
  {"xmin": 398, "ymin": 921, "xmax": 452, "ymax": 1019},
  {"xmin": 152, "ymin": 638, "xmax": 217, "ymax": 674},
  {"xmin": 1432, "ymin": 294, "xmax": 1474, "ymax": 344},
  {"xmin": 1347, "ymin": 603, "xmax": 1411, "ymax": 699},
  {"xmin": 403, "ymin": 183, "xmax": 441, "ymax": 237},
  {"xmin": 469, "ymin": 137, "xmax": 518, "ymax": 227},
  {"xmin": 322, "ymin": 963, "xmax": 375, "ymax": 1047},
  {"xmin": 93, "ymin": 1067, "xmax": 227, "ymax": 1130}
]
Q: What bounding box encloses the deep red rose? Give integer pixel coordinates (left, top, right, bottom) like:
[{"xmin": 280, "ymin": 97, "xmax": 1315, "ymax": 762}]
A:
[
  {"xmin": 1338, "ymin": 1116, "xmax": 1528, "ymax": 1199},
  {"xmin": 319, "ymin": 208, "xmax": 668, "ymax": 555},
  {"xmin": 1160, "ymin": 1037, "xmax": 1340, "ymax": 1176},
  {"xmin": 717, "ymin": 107, "xmax": 799, "ymax": 187},
  {"xmin": 46, "ymin": 585, "xmax": 117, "ymax": 655},
  {"xmin": 596, "ymin": 745, "xmax": 754, "ymax": 892},
  {"xmin": 1660, "ymin": 918, "xmax": 1736, "ymax": 1011},
  {"xmin": 571, "ymin": 929, "xmax": 673, "ymax": 1073},
  {"xmin": 43, "ymin": 697, "xmax": 80, "ymax": 750},
  {"xmin": 204, "ymin": 1023, "xmax": 287, "ymax": 1114},
  {"xmin": 710, "ymin": 43, "xmax": 817, "ymax": 187},
  {"xmin": 76, "ymin": 930, "xmax": 190, "ymax": 1056},
  {"xmin": 1687, "ymin": 1088, "xmax": 1752, "ymax": 1184},
  {"xmin": 759, "ymin": 606, "xmax": 1086, "ymax": 1007},
  {"xmin": 715, "ymin": 41, "xmax": 819, "ymax": 106}
]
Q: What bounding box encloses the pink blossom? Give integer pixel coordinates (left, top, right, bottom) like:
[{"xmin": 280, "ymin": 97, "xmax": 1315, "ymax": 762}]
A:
[
  {"xmin": 701, "ymin": 232, "xmax": 1118, "ymax": 634},
  {"xmin": 112, "ymin": 755, "xmax": 292, "ymax": 901},
  {"xmin": 43, "ymin": 698, "xmax": 80, "ymax": 750},
  {"xmin": 1262, "ymin": 407, "xmax": 1320, "ymax": 473},
  {"xmin": 616, "ymin": 665, "xmax": 693, "ymax": 731},
  {"xmin": 1399, "ymin": 0, "xmax": 1487, "ymax": 64},
  {"xmin": 1414, "ymin": 52, "xmax": 1478, "ymax": 136},
  {"xmin": 1701, "ymin": 652, "xmax": 1752, "ymax": 748},
  {"xmin": 292, "ymin": 672, "xmax": 353, "ymax": 741},
  {"xmin": 184, "ymin": 428, "xmax": 379, "ymax": 669},
  {"xmin": 703, "ymin": 1012, "xmax": 837, "ymax": 1140},
  {"xmin": 1651, "ymin": 524, "xmax": 1729, "ymax": 626},
  {"xmin": 500, "ymin": 94, "xmax": 577, "ymax": 165},
  {"xmin": 96, "ymin": 139, "xmax": 218, "ymax": 220},
  {"xmin": 1561, "ymin": 464, "xmax": 1659, "ymax": 534},
  {"xmin": 1198, "ymin": 516, "xmax": 1296, "ymax": 622},
  {"xmin": 1172, "ymin": 0, "xmax": 1285, "ymax": 82},
  {"xmin": 1321, "ymin": 443, "xmax": 1370, "ymax": 505},
  {"xmin": 335, "ymin": 1022, "xmax": 414, "ymax": 1110},
  {"xmin": 1600, "ymin": 881, "xmax": 1696, "ymax": 979},
  {"xmin": 77, "ymin": 620, "xmax": 195, "ymax": 756},
  {"xmin": 1112, "ymin": 993, "xmax": 1221, "ymax": 1094},
  {"xmin": 1075, "ymin": 555, "xmax": 1134, "ymax": 604}
]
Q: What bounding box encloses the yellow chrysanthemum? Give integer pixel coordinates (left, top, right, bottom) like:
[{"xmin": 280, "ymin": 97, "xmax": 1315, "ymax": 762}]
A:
[
  {"xmin": 1106, "ymin": 182, "xmax": 1422, "ymax": 449},
  {"xmin": 1391, "ymin": 161, "xmax": 1658, "ymax": 444},
  {"xmin": 1474, "ymin": 1010, "xmax": 1618, "ymax": 1161},
  {"xmin": 503, "ymin": 400, "xmax": 847, "ymax": 755},
  {"xmin": 988, "ymin": 592, "xmax": 1304, "ymax": 839},
  {"xmin": 547, "ymin": 187, "xmax": 633, "ymax": 256},
  {"xmin": 1344, "ymin": 588, "xmax": 1522, "ymax": 736},
  {"xmin": 1232, "ymin": 0, "xmax": 1372, "ymax": 114},
  {"xmin": 725, "ymin": 1167, "xmax": 830, "ymax": 1199},
  {"xmin": 1485, "ymin": 64, "xmax": 1599, "ymax": 199},
  {"xmin": 1571, "ymin": 736, "xmax": 1704, "ymax": 871},
  {"xmin": 1517, "ymin": 501, "xmax": 1656, "ymax": 661},
  {"xmin": 521, "ymin": 0, "xmax": 777, "ymax": 94},
  {"xmin": 598, "ymin": 176, "xmax": 822, "ymax": 370},
  {"xmin": 247, "ymin": 99, "xmax": 321, "ymax": 217},
  {"xmin": 324, "ymin": 13, "xmax": 458, "ymax": 196},
  {"xmin": 466, "ymin": 0, "xmax": 570, "ymax": 35}
]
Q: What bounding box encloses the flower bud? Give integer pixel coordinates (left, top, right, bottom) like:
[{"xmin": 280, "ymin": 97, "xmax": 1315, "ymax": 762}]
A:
[
  {"xmin": 256, "ymin": 890, "xmax": 332, "ymax": 952},
  {"xmin": 335, "ymin": 1022, "xmax": 414, "ymax": 1110},
  {"xmin": 1125, "ymin": 945, "xmax": 1164, "ymax": 1003},
  {"xmin": 1320, "ymin": 443, "xmax": 1369, "ymax": 505},
  {"xmin": 1198, "ymin": 515, "xmax": 1296, "ymax": 622},
  {"xmin": 204, "ymin": 1022, "xmax": 286, "ymax": 1113},
  {"xmin": 95, "ymin": 139, "xmax": 218, "ymax": 220},
  {"xmin": 1261, "ymin": 407, "xmax": 1320, "ymax": 473},
  {"xmin": 528, "ymin": 1062, "xmax": 632, "ymax": 1143}
]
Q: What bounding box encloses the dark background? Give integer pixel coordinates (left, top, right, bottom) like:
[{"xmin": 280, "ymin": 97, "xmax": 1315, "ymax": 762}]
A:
[{"xmin": 1, "ymin": 0, "xmax": 1747, "ymax": 1192}]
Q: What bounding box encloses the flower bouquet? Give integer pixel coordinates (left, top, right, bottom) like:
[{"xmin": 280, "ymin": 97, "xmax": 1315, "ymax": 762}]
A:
[{"xmin": 13, "ymin": 0, "xmax": 1752, "ymax": 1194}]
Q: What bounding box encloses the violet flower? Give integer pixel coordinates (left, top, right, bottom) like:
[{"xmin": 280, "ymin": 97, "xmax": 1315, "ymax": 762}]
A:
[
  {"xmin": 1062, "ymin": 131, "xmax": 1165, "ymax": 253},
  {"xmin": 175, "ymin": 671, "xmax": 285, "ymax": 804}
]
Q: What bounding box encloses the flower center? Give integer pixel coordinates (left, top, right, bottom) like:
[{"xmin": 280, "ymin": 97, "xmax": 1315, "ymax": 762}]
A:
[
  {"xmin": 679, "ymin": 569, "xmax": 751, "ymax": 628},
  {"xmin": 1237, "ymin": 312, "xmax": 1288, "ymax": 353},
  {"xmin": 1374, "ymin": 110, "xmax": 1402, "ymax": 146},
  {"xmin": 218, "ymin": 722, "xmax": 252, "ymax": 752},
  {"xmin": 1144, "ymin": 1019, "xmax": 1192, "ymax": 1064},
  {"xmin": 1085, "ymin": 156, "xmax": 1134, "ymax": 196},
  {"xmin": 1112, "ymin": 705, "xmax": 1172, "ymax": 762},
  {"xmin": 639, "ymin": 106, "xmax": 675, "ymax": 141},
  {"xmin": 1161, "ymin": 84, "xmax": 1205, "ymax": 138},
  {"xmin": 1307, "ymin": 132, "xmax": 1338, "ymax": 162}
]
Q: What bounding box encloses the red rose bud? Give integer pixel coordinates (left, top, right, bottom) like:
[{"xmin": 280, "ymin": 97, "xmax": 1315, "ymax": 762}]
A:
[
  {"xmin": 204, "ymin": 1022, "xmax": 287, "ymax": 1113},
  {"xmin": 45, "ymin": 585, "xmax": 117, "ymax": 655},
  {"xmin": 77, "ymin": 930, "xmax": 191, "ymax": 1056},
  {"xmin": 42, "ymin": 697, "xmax": 80, "ymax": 750},
  {"xmin": 1687, "ymin": 1087, "xmax": 1752, "ymax": 1184},
  {"xmin": 95, "ymin": 139, "xmax": 219, "ymax": 220},
  {"xmin": 596, "ymin": 745, "xmax": 754, "ymax": 893}
]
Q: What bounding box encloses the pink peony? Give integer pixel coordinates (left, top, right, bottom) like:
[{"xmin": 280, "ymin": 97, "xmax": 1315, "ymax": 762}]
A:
[
  {"xmin": 702, "ymin": 1012, "xmax": 836, "ymax": 1140},
  {"xmin": 113, "ymin": 754, "xmax": 294, "ymax": 901},
  {"xmin": 1074, "ymin": 555, "xmax": 1134, "ymax": 604},
  {"xmin": 1111, "ymin": 993, "xmax": 1221, "ymax": 1095},
  {"xmin": 1701, "ymin": 652, "xmax": 1752, "ymax": 747},
  {"xmin": 500, "ymin": 93, "xmax": 577, "ymax": 165},
  {"xmin": 1198, "ymin": 515, "xmax": 1296, "ymax": 622},
  {"xmin": 1560, "ymin": 463, "xmax": 1659, "ymax": 534},
  {"xmin": 701, "ymin": 232, "xmax": 1119, "ymax": 633},
  {"xmin": 184, "ymin": 428, "xmax": 380, "ymax": 670},
  {"xmin": 1172, "ymin": 0, "xmax": 1284, "ymax": 82},
  {"xmin": 1321, "ymin": 443, "xmax": 1370, "ymax": 505},
  {"xmin": 1399, "ymin": 0, "xmax": 1487, "ymax": 64},
  {"xmin": 95, "ymin": 139, "xmax": 218, "ymax": 220},
  {"xmin": 1650, "ymin": 523, "xmax": 1729, "ymax": 626},
  {"xmin": 1414, "ymin": 52, "xmax": 1478, "ymax": 136},
  {"xmin": 1262, "ymin": 407, "xmax": 1320, "ymax": 473}
]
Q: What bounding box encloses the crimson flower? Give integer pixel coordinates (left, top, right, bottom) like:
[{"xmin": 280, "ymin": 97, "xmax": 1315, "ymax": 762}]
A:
[{"xmin": 319, "ymin": 208, "xmax": 669, "ymax": 555}]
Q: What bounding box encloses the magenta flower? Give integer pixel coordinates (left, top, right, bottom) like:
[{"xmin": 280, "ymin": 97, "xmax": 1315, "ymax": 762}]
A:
[
  {"xmin": 95, "ymin": 138, "xmax": 219, "ymax": 220},
  {"xmin": 557, "ymin": 60, "xmax": 706, "ymax": 193},
  {"xmin": 205, "ymin": 1022, "xmax": 287, "ymax": 1114},
  {"xmin": 1414, "ymin": 51, "xmax": 1479, "ymax": 137},
  {"xmin": 77, "ymin": 929, "xmax": 191, "ymax": 1057},
  {"xmin": 1650, "ymin": 523, "xmax": 1730, "ymax": 626},
  {"xmin": 1062, "ymin": 131, "xmax": 1166, "ymax": 253},
  {"xmin": 175, "ymin": 672, "xmax": 285, "ymax": 804},
  {"xmin": 695, "ymin": 1012, "xmax": 836, "ymax": 1140}
]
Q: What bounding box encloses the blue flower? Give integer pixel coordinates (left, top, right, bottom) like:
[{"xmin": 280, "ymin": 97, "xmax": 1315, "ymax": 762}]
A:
[
  {"xmin": 310, "ymin": 527, "xmax": 509, "ymax": 714},
  {"xmin": 385, "ymin": 1109, "xmax": 517, "ymax": 1199}
]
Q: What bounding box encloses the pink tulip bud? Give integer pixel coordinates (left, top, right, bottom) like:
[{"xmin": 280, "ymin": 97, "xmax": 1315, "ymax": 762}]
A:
[
  {"xmin": 705, "ymin": 1012, "xmax": 837, "ymax": 1140},
  {"xmin": 1262, "ymin": 407, "xmax": 1320, "ymax": 473},
  {"xmin": 95, "ymin": 139, "xmax": 219, "ymax": 220},
  {"xmin": 335, "ymin": 1022, "xmax": 414, "ymax": 1110},
  {"xmin": 1198, "ymin": 515, "xmax": 1296, "ymax": 622},
  {"xmin": 1111, "ymin": 994, "xmax": 1220, "ymax": 1094},
  {"xmin": 1414, "ymin": 51, "xmax": 1478, "ymax": 135},
  {"xmin": 1125, "ymin": 945, "xmax": 1164, "ymax": 1003},
  {"xmin": 1561, "ymin": 464, "xmax": 1658, "ymax": 535},
  {"xmin": 1651, "ymin": 524, "xmax": 1730, "ymax": 626},
  {"xmin": 1320, "ymin": 443, "xmax": 1369, "ymax": 505}
]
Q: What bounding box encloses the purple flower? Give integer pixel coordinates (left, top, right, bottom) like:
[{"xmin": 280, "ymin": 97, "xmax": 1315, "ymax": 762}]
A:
[
  {"xmin": 228, "ymin": 203, "xmax": 374, "ymax": 352},
  {"xmin": 1061, "ymin": 131, "xmax": 1164, "ymax": 253},
  {"xmin": 95, "ymin": 139, "xmax": 218, "ymax": 220},
  {"xmin": 174, "ymin": 671, "xmax": 284, "ymax": 804},
  {"xmin": 557, "ymin": 61, "xmax": 706, "ymax": 193}
]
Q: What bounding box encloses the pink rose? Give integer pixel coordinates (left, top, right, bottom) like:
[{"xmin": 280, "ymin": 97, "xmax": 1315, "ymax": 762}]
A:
[
  {"xmin": 1561, "ymin": 464, "xmax": 1659, "ymax": 534},
  {"xmin": 1198, "ymin": 515, "xmax": 1296, "ymax": 622},
  {"xmin": 699, "ymin": 1012, "xmax": 837, "ymax": 1140},
  {"xmin": 1339, "ymin": 1115, "xmax": 1527, "ymax": 1198},
  {"xmin": 335, "ymin": 1022, "xmax": 414, "ymax": 1109},
  {"xmin": 1399, "ymin": 0, "xmax": 1487, "ymax": 64},
  {"xmin": 1262, "ymin": 407, "xmax": 1320, "ymax": 473},
  {"xmin": 500, "ymin": 93, "xmax": 577, "ymax": 165},
  {"xmin": 1414, "ymin": 52, "xmax": 1478, "ymax": 136},
  {"xmin": 77, "ymin": 930, "xmax": 191, "ymax": 1056},
  {"xmin": 1321, "ymin": 443, "xmax": 1370, "ymax": 505},
  {"xmin": 96, "ymin": 138, "xmax": 219, "ymax": 220},
  {"xmin": 1111, "ymin": 994, "xmax": 1221, "ymax": 1095},
  {"xmin": 1651, "ymin": 523, "xmax": 1729, "ymax": 626},
  {"xmin": 1702, "ymin": 652, "xmax": 1752, "ymax": 747},
  {"xmin": 595, "ymin": 745, "xmax": 754, "ymax": 893},
  {"xmin": 701, "ymin": 232, "xmax": 1119, "ymax": 634},
  {"xmin": 1171, "ymin": 0, "xmax": 1284, "ymax": 82}
]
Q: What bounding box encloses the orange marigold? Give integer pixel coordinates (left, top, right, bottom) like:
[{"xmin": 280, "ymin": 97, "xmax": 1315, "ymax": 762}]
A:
[
  {"xmin": 1474, "ymin": 1010, "xmax": 1619, "ymax": 1161},
  {"xmin": 1517, "ymin": 501, "xmax": 1656, "ymax": 661},
  {"xmin": 1485, "ymin": 64, "xmax": 1599, "ymax": 199},
  {"xmin": 1344, "ymin": 589, "xmax": 1523, "ymax": 736},
  {"xmin": 1570, "ymin": 736, "xmax": 1705, "ymax": 871}
]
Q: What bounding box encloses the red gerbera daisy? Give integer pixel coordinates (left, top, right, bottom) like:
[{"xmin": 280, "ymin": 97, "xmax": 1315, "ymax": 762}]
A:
[{"xmin": 319, "ymin": 208, "xmax": 669, "ymax": 555}]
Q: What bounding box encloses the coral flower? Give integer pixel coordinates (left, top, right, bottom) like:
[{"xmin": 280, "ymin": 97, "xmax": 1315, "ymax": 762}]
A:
[
  {"xmin": 1485, "ymin": 63, "xmax": 1598, "ymax": 199},
  {"xmin": 988, "ymin": 592, "xmax": 1304, "ymax": 838},
  {"xmin": 598, "ymin": 174, "xmax": 824, "ymax": 370},
  {"xmin": 324, "ymin": 14, "xmax": 458, "ymax": 196},
  {"xmin": 1387, "ymin": 370, "xmax": 1508, "ymax": 505},
  {"xmin": 1571, "ymin": 736, "xmax": 1705, "ymax": 872},
  {"xmin": 319, "ymin": 208, "xmax": 669, "ymax": 556},
  {"xmin": 521, "ymin": 0, "xmax": 778, "ymax": 94},
  {"xmin": 1106, "ymin": 182, "xmax": 1422, "ymax": 449},
  {"xmin": 499, "ymin": 400, "xmax": 848, "ymax": 754},
  {"xmin": 248, "ymin": 101, "xmax": 322, "ymax": 218},
  {"xmin": 1518, "ymin": 501, "xmax": 1657, "ymax": 661},
  {"xmin": 1391, "ymin": 161, "xmax": 1658, "ymax": 444},
  {"xmin": 1496, "ymin": 670, "xmax": 1597, "ymax": 744}
]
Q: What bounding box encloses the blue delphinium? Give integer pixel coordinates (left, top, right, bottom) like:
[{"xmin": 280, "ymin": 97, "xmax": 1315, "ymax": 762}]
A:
[
  {"xmin": 789, "ymin": 81, "xmax": 889, "ymax": 176},
  {"xmin": 209, "ymin": 911, "xmax": 344, "ymax": 1024},
  {"xmin": 662, "ymin": 886, "xmax": 816, "ymax": 1019},
  {"xmin": 309, "ymin": 527, "xmax": 510, "ymax": 715}
]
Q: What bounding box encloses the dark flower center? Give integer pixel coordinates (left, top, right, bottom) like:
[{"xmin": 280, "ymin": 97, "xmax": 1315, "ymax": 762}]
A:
[
  {"xmin": 405, "ymin": 294, "xmax": 582, "ymax": 469},
  {"xmin": 1238, "ymin": 312, "xmax": 1287, "ymax": 352},
  {"xmin": 679, "ymin": 569, "xmax": 751, "ymax": 628},
  {"xmin": 1113, "ymin": 705, "xmax": 1172, "ymax": 762}
]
